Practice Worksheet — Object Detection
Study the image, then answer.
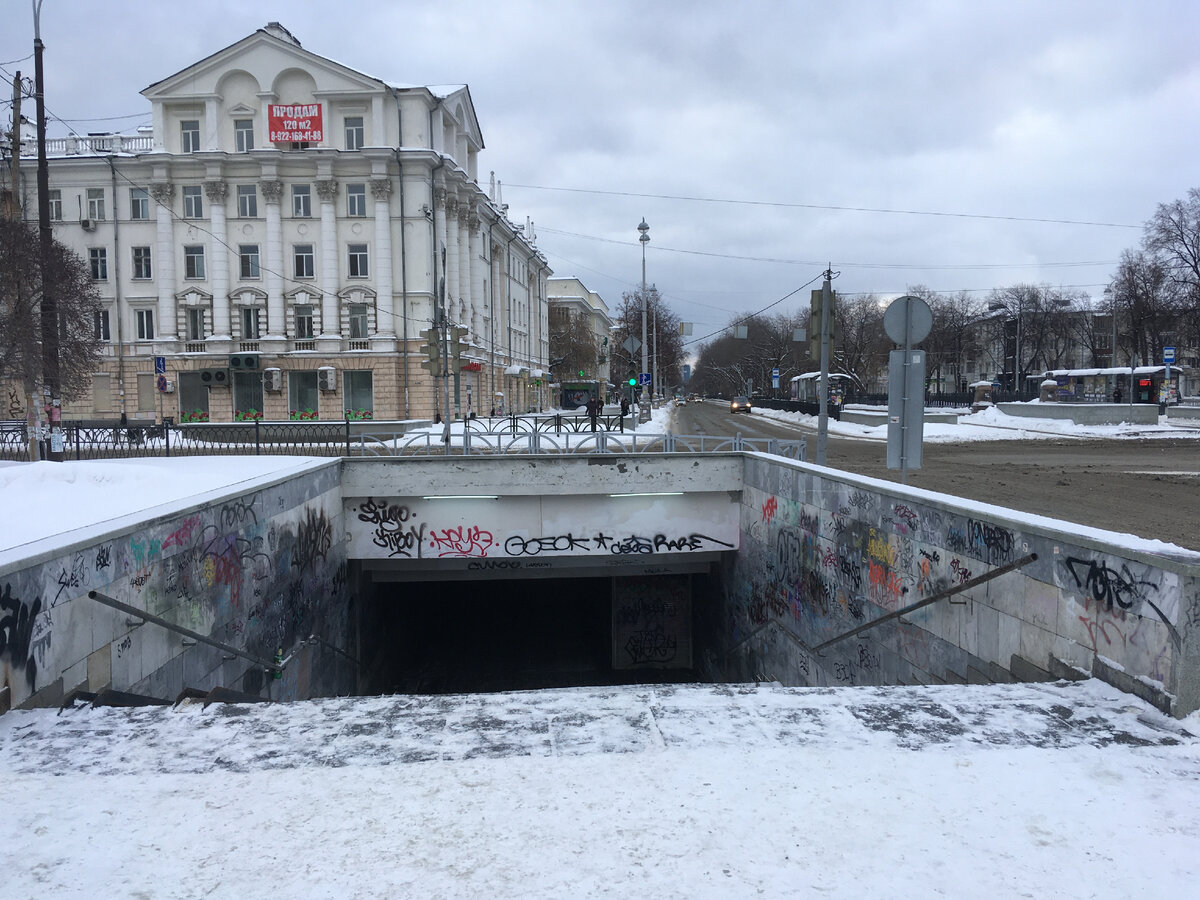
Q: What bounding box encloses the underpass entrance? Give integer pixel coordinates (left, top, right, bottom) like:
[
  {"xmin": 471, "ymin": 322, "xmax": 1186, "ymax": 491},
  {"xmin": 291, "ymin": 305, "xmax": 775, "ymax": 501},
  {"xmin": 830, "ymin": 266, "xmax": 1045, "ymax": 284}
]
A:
[{"xmin": 358, "ymin": 569, "xmax": 717, "ymax": 695}]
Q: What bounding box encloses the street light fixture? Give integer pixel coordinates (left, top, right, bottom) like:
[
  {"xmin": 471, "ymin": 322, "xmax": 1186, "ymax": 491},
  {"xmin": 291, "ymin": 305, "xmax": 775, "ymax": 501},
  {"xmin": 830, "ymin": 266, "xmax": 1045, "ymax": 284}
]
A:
[{"xmin": 638, "ymin": 218, "xmax": 650, "ymax": 422}]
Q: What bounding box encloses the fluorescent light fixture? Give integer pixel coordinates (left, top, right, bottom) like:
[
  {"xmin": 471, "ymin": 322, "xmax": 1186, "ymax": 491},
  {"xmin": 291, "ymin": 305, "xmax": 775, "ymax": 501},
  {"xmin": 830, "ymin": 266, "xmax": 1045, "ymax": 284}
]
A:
[
  {"xmin": 608, "ymin": 491, "xmax": 684, "ymax": 498},
  {"xmin": 421, "ymin": 495, "xmax": 499, "ymax": 500}
]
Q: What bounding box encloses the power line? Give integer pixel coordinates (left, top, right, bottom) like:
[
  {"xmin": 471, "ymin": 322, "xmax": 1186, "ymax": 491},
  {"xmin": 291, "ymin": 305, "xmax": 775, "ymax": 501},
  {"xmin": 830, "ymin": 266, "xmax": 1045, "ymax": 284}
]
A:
[{"xmin": 507, "ymin": 182, "xmax": 1143, "ymax": 230}]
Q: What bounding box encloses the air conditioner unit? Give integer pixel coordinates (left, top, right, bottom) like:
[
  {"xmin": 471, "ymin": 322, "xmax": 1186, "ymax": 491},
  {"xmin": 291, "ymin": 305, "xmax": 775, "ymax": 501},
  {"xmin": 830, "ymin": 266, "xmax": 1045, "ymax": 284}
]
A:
[
  {"xmin": 162, "ymin": 380, "xmax": 175, "ymax": 394},
  {"xmin": 263, "ymin": 368, "xmax": 283, "ymax": 392},
  {"xmin": 199, "ymin": 367, "xmax": 230, "ymax": 386},
  {"xmin": 229, "ymin": 354, "xmax": 260, "ymax": 370},
  {"xmin": 80, "ymin": 218, "xmax": 95, "ymax": 231},
  {"xmin": 317, "ymin": 367, "xmax": 337, "ymax": 391}
]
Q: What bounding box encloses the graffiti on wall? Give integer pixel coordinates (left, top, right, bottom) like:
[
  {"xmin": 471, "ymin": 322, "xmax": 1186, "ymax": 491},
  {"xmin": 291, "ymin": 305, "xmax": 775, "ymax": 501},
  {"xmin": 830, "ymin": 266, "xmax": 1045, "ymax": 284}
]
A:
[{"xmin": 612, "ymin": 575, "xmax": 692, "ymax": 669}]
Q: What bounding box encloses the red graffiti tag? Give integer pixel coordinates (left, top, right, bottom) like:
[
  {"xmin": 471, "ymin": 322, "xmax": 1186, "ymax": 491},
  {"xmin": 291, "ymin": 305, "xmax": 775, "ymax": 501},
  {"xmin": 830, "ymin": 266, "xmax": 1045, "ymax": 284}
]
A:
[
  {"xmin": 428, "ymin": 525, "xmax": 495, "ymax": 558},
  {"xmin": 761, "ymin": 496, "xmax": 778, "ymax": 523}
]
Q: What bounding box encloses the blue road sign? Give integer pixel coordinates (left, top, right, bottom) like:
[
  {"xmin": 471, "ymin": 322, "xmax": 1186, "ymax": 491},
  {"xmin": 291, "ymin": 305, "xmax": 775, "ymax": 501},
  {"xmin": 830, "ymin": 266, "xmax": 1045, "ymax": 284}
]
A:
[
  {"xmin": 1164, "ymin": 346, "xmax": 1175, "ymax": 364},
  {"xmin": 639, "ymin": 372, "xmax": 651, "ymax": 385},
  {"xmin": 154, "ymin": 356, "xmax": 166, "ymax": 374}
]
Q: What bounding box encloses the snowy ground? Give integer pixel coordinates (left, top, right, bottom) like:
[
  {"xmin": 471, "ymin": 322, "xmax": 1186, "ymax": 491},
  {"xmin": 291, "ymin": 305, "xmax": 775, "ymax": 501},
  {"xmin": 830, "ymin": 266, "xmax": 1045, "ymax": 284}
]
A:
[{"xmin": 2, "ymin": 680, "xmax": 1197, "ymax": 898}]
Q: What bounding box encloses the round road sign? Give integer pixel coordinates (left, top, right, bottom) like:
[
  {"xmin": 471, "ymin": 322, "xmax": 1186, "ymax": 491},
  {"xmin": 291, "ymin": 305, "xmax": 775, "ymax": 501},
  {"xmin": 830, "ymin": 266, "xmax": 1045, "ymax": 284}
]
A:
[{"xmin": 883, "ymin": 295, "xmax": 933, "ymax": 346}]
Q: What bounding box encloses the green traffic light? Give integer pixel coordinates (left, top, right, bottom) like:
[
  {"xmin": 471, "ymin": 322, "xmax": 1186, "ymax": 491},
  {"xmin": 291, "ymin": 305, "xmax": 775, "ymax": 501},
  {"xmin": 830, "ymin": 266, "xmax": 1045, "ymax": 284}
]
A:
[
  {"xmin": 578, "ymin": 370, "xmax": 586, "ymax": 377},
  {"xmin": 628, "ymin": 378, "xmax": 637, "ymax": 386}
]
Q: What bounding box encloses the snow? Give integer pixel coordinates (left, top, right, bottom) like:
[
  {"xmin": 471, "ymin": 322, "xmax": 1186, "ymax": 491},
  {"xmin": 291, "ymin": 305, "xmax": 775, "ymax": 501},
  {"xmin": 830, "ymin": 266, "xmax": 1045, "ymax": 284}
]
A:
[{"xmin": 2, "ymin": 680, "xmax": 1197, "ymax": 898}]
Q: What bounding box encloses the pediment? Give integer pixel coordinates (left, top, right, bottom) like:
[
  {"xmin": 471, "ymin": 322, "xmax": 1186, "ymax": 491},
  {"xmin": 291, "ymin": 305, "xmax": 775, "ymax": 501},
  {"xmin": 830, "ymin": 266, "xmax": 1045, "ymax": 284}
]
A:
[{"xmin": 142, "ymin": 26, "xmax": 388, "ymax": 103}]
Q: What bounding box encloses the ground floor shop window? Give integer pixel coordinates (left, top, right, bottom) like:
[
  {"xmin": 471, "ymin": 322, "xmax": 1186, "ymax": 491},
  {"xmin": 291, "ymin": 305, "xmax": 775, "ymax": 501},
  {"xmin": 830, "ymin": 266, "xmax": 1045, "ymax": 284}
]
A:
[
  {"xmin": 136, "ymin": 373, "xmax": 156, "ymax": 414},
  {"xmin": 344, "ymin": 370, "xmax": 373, "ymax": 418},
  {"xmin": 233, "ymin": 371, "xmax": 264, "ymax": 420},
  {"xmin": 178, "ymin": 372, "xmax": 209, "ymax": 421},
  {"xmin": 91, "ymin": 374, "xmax": 111, "ymax": 414},
  {"xmin": 289, "ymin": 370, "xmax": 319, "ymax": 418}
]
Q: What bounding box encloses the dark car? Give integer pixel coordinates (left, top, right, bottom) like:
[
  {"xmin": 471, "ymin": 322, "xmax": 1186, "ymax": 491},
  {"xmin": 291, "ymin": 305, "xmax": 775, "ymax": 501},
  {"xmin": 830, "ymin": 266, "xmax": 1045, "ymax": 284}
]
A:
[{"xmin": 730, "ymin": 396, "xmax": 752, "ymax": 413}]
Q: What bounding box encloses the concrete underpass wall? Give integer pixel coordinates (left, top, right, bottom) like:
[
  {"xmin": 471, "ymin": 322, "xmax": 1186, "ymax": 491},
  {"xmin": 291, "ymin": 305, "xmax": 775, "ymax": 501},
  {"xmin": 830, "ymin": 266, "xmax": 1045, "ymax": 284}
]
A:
[
  {"xmin": 0, "ymin": 461, "xmax": 353, "ymax": 711},
  {"xmin": 721, "ymin": 453, "xmax": 1200, "ymax": 717}
]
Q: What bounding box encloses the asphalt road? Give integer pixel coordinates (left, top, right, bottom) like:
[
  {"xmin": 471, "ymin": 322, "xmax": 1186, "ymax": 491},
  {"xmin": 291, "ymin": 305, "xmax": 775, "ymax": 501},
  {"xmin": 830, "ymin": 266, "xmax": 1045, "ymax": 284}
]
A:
[{"xmin": 673, "ymin": 400, "xmax": 1200, "ymax": 551}]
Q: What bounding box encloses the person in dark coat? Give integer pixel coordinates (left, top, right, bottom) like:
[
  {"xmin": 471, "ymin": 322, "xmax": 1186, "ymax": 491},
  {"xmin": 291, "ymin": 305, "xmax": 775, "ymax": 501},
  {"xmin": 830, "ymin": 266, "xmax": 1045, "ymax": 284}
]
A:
[
  {"xmin": 620, "ymin": 396, "xmax": 630, "ymax": 418},
  {"xmin": 586, "ymin": 396, "xmax": 601, "ymax": 432}
]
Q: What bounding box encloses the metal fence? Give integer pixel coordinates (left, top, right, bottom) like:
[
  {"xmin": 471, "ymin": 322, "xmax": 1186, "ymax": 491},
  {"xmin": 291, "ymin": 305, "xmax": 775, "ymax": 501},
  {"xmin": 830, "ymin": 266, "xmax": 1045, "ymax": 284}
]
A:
[{"xmin": 0, "ymin": 418, "xmax": 805, "ymax": 462}]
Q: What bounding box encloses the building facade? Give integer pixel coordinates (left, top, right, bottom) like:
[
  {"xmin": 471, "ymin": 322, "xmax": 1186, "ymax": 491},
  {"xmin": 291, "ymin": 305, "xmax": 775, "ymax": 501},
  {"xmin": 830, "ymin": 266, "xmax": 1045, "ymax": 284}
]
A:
[
  {"xmin": 546, "ymin": 276, "xmax": 612, "ymax": 389},
  {"xmin": 12, "ymin": 23, "xmax": 549, "ymax": 423}
]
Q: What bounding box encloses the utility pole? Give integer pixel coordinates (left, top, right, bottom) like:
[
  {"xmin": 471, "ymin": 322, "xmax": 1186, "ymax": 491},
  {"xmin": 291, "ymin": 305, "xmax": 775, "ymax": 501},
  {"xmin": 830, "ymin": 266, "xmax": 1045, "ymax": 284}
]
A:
[
  {"xmin": 7, "ymin": 70, "xmax": 21, "ymax": 219},
  {"xmin": 816, "ymin": 265, "xmax": 833, "ymax": 465},
  {"xmin": 34, "ymin": 0, "xmax": 61, "ymax": 461},
  {"xmin": 438, "ymin": 248, "xmax": 452, "ymax": 452}
]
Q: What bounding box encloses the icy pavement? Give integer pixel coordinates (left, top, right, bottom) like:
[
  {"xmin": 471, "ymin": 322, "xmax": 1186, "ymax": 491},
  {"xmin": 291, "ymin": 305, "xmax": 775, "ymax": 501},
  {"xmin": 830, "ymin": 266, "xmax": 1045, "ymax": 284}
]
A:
[{"xmin": 4, "ymin": 680, "xmax": 1200, "ymax": 899}]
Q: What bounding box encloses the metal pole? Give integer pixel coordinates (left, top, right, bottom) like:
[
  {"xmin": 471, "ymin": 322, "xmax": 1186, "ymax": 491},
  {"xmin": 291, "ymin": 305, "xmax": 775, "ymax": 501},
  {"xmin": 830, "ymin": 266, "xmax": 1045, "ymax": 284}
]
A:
[
  {"xmin": 652, "ymin": 302, "xmax": 658, "ymax": 402},
  {"xmin": 638, "ymin": 218, "xmax": 650, "ymax": 423},
  {"xmin": 33, "ymin": 1, "xmax": 61, "ymax": 461},
  {"xmin": 816, "ymin": 267, "xmax": 831, "ymax": 465}
]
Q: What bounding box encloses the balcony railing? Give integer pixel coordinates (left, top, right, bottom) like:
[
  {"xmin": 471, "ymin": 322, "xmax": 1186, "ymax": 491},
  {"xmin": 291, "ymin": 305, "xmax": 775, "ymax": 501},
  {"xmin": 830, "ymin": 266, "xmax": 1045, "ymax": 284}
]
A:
[
  {"xmin": 24, "ymin": 134, "xmax": 155, "ymax": 157},
  {"xmin": 183, "ymin": 342, "xmax": 206, "ymax": 353},
  {"xmin": 292, "ymin": 340, "xmax": 316, "ymax": 352},
  {"xmin": 348, "ymin": 339, "xmax": 370, "ymax": 351},
  {"xmin": 239, "ymin": 341, "xmax": 260, "ymax": 352}
]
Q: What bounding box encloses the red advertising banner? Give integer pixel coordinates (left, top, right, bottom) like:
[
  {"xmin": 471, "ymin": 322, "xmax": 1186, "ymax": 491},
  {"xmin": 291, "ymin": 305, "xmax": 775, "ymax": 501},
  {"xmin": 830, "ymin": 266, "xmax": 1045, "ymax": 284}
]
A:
[{"xmin": 268, "ymin": 103, "xmax": 323, "ymax": 143}]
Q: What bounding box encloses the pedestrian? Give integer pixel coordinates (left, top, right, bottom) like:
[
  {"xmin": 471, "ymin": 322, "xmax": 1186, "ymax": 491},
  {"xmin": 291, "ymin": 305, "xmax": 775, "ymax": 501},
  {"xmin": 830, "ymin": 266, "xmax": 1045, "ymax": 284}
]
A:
[
  {"xmin": 586, "ymin": 395, "xmax": 601, "ymax": 432},
  {"xmin": 1113, "ymin": 387, "xmax": 1122, "ymax": 404},
  {"xmin": 620, "ymin": 396, "xmax": 630, "ymax": 418}
]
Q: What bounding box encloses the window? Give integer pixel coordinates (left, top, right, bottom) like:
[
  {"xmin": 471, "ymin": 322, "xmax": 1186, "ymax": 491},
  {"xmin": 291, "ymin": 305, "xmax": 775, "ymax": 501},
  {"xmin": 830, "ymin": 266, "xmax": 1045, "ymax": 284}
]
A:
[
  {"xmin": 295, "ymin": 305, "xmax": 314, "ymax": 339},
  {"xmin": 294, "ymin": 244, "xmax": 314, "ymax": 278},
  {"xmin": 347, "ymin": 183, "xmax": 366, "ymax": 217},
  {"xmin": 344, "ymin": 370, "xmax": 373, "ymax": 414},
  {"xmin": 237, "ymin": 184, "xmax": 257, "ymax": 218},
  {"xmin": 136, "ymin": 308, "xmax": 155, "ymax": 340},
  {"xmin": 178, "ymin": 372, "xmax": 210, "ymax": 419},
  {"xmin": 93, "ymin": 309, "xmax": 110, "ymax": 341},
  {"xmin": 48, "ymin": 189, "xmax": 62, "ymax": 221},
  {"xmin": 348, "ymin": 304, "xmax": 369, "ymax": 339},
  {"xmin": 132, "ymin": 246, "xmax": 152, "ymax": 279},
  {"xmin": 87, "ymin": 188, "xmax": 105, "ymax": 220},
  {"xmin": 130, "ymin": 188, "xmax": 149, "ymax": 220},
  {"xmin": 239, "ymin": 244, "xmax": 260, "ymax": 279},
  {"xmin": 181, "ymin": 119, "xmax": 200, "ymax": 153},
  {"xmin": 240, "ymin": 307, "xmax": 261, "ymax": 340},
  {"xmin": 183, "ymin": 185, "xmax": 203, "ymax": 218},
  {"xmin": 289, "ymin": 370, "xmax": 319, "ymax": 417},
  {"xmin": 184, "ymin": 245, "xmax": 205, "ymax": 279},
  {"xmin": 92, "ymin": 374, "xmax": 111, "ymax": 413},
  {"xmin": 233, "ymin": 371, "xmax": 264, "ymax": 418},
  {"xmin": 234, "ymin": 118, "xmax": 254, "ymax": 152},
  {"xmin": 344, "ymin": 116, "xmax": 364, "ymax": 150},
  {"xmin": 89, "ymin": 247, "xmax": 108, "ymax": 280},
  {"xmin": 137, "ymin": 373, "xmax": 156, "ymax": 413},
  {"xmin": 347, "ymin": 243, "xmax": 369, "ymax": 278},
  {"xmin": 186, "ymin": 307, "xmax": 206, "ymax": 342},
  {"xmin": 292, "ymin": 184, "xmax": 311, "ymax": 217}
]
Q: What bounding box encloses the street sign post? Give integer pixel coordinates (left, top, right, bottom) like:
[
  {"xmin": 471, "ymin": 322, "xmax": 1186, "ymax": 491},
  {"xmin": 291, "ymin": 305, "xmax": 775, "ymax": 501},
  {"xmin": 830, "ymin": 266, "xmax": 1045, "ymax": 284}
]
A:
[
  {"xmin": 883, "ymin": 295, "xmax": 933, "ymax": 482},
  {"xmin": 639, "ymin": 373, "xmax": 651, "ymax": 386},
  {"xmin": 154, "ymin": 356, "xmax": 166, "ymax": 375}
]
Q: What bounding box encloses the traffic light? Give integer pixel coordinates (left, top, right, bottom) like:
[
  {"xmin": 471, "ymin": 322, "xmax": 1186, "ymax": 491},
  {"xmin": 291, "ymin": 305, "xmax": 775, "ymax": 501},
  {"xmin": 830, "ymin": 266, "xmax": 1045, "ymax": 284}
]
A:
[
  {"xmin": 419, "ymin": 326, "xmax": 442, "ymax": 375},
  {"xmin": 628, "ymin": 376, "xmax": 637, "ymax": 386},
  {"xmin": 809, "ymin": 289, "xmax": 838, "ymax": 359},
  {"xmin": 448, "ymin": 325, "xmax": 469, "ymax": 370}
]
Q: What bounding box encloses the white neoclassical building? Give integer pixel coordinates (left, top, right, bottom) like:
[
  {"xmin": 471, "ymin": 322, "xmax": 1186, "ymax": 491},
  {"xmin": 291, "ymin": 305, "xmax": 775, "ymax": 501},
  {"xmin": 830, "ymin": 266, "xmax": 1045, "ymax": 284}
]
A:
[
  {"xmin": 546, "ymin": 277, "xmax": 613, "ymax": 388},
  {"xmin": 13, "ymin": 22, "xmax": 549, "ymax": 422}
]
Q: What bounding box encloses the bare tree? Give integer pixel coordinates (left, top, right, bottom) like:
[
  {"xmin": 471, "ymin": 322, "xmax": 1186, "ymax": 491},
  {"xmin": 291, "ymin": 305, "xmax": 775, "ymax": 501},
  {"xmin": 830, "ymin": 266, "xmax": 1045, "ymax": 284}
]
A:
[
  {"xmin": 1, "ymin": 219, "xmax": 103, "ymax": 407},
  {"xmin": 1144, "ymin": 188, "xmax": 1200, "ymax": 302},
  {"xmin": 548, "ymin": 308, "xmax": 598, "ymax": 382},
  {"xmin": 608, "ymin": 287, "xmax": 684, "ymax": 393},
  {"xmin": 1110, "ymin": 249, "xmax": 1181, "ymax": 365}
]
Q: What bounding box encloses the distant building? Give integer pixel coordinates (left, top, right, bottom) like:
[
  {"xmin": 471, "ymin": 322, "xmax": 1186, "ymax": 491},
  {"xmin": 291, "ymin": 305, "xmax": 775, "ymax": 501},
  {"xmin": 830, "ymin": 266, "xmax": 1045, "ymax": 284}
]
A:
[
  {"xmin": 547, "ymin": 276, "xmax": 613, "ymax": 388},
  {"xmin": 11, "ymin": 22, "xmax": 549, "ymax": 422}
]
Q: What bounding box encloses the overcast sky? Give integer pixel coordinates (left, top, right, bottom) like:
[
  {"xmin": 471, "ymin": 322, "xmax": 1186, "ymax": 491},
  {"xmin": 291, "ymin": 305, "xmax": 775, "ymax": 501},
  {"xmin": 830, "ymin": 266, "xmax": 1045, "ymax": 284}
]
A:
[{"xmin": 6, "ymin": 1, "xmax": 1200, "ymax": 344}]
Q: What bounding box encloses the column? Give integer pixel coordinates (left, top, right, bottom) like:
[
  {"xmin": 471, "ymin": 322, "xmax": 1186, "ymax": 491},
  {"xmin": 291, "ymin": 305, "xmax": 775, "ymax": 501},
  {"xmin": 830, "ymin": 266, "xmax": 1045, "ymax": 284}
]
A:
[
  {"xmin": 445, "ymin": 194, "xmax": 460, "ymax": 320},
  {"xmin": 468, "ymin": 212, "xmax": 484, "ymax": 338},
  {"xmin": 149, "ymin": 182, "xmax": 177, "ymax": 340},
  {"xmin": 458, "ymin": 198, "xmax": 472, "ymax": 334},
  {"xmin": 371, "ymin": 178, "xmax": 395, "ymax": 339},
  {"xmin": 315, "ymin": 178, "xmax": 340, "ymax": 345},
  {"xmin": 260, "ymin": 179, "xmax": 285, "ymax": 344},
  {"xmin": 204, "ymin": 181, "xmax": 230, "ymax": 340},
  {"xmin": 435, "ymin": 185, "xmax": 449, "ymax": 316}
]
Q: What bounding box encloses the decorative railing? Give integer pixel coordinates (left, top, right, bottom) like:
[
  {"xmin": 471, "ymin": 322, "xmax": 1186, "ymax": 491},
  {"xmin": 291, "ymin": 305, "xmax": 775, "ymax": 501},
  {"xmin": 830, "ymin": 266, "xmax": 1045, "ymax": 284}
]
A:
[
  {"xmin": 28, "ymin": 134, "xmax": 155, "ymax": 157},
  {"xmin": 292, "ymin": 340, "xmax": 317, "ymax": 352},
  {"xmin": 347, "ymin": 339, "xmax": 370, "ymax": 351},
  {"xmin": 183, "ymin": 342, "xmax": 206, "ymax": 354},
  {"xmin": 0, "ymin": 417, "xmax": 805, "ymax": 463},
  {"xmin": 239, "ymin": 341, "xmax": 260, "ymax": 352}
]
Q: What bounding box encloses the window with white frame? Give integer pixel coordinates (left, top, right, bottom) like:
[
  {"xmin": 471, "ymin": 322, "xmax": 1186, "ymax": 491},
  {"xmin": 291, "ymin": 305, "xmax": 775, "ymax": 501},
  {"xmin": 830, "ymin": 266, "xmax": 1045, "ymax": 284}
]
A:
[
  {"xmin": 181, "ymin": 119, "xmax": 200, "ymax": 153},
  {"xmin": 236, "ymin": 184, "xmax": 257, "ymax": 218},
  {"xmin": 348, "ymin": 303, "xmax": 369, "ymax": 339},
  {"xmin": 347, "ymin": 243, "xmax": 369, "ymax": 278},
  {"xmin": 234, "ymin": 118, "xmax": 254, "ymax": 152},
  {"xmin": 186, "ymin": 307, "xmax": 206, "ymax": 342},
  {"xmin": 346, "ymin": 183, "xmax": 366, "ymax": 217},
  {"xmin": 48, "ymin": 189, "xmax": 62, "ymax": 221},
  {"xmin": 344, "ymin": 116, "xmax": 364, "ymax": 150},
  {"xmin": 239, "ymin": 244, "xmax": 260, "ymax": 279},
  {"xmin": 184, "ymin": 245, "xmax": 205, "ymax": 279},
  {"xmin": 240, "ymin": 307, "xmax": 261, "ymax": 340},
  {"xmin": 289, "ymin": 370, "xmax": 319, "ymax": 416},
  {"xmin": 292, "ymin": 184, "xmax": 311, "ymax": 217},
  {"xmin": 182, "ymin": 185, "xmax": 203, "ymax": 218},
  {"xmin": 130, "ymin": 187, "xmax": 149, "ymax": 220},
  {"xmin": 136, "ymin": 308, "xmax": 155, "ymax": 340},
  {"xmin": 294, "ymin": 244, "xmax": 314, "ymax": 278},
  {"xmin": 89, "ymin": 247, "xmax": 107, "ymax": 280},
  {"xmin": 87, "ymin": 188, "xmax": 105, "ymax": 220},
  {"xmin": 93, "ymin": 309, "xmax": 110, "ymax": 341},
  {"xmin": 132, "ymin": 246, "xmax": 152, "ymax": 279},
  {"xmin": 295, "ymin": 305, "xmax": 314, "ymax": 339}
]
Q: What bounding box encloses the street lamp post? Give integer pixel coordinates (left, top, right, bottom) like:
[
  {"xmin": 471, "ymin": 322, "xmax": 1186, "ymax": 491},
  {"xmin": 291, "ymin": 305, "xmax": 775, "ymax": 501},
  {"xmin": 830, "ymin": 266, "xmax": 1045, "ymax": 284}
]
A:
[{"xmin": 638, "ymin": 218, "xmax": 650, "ymax": 422}]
